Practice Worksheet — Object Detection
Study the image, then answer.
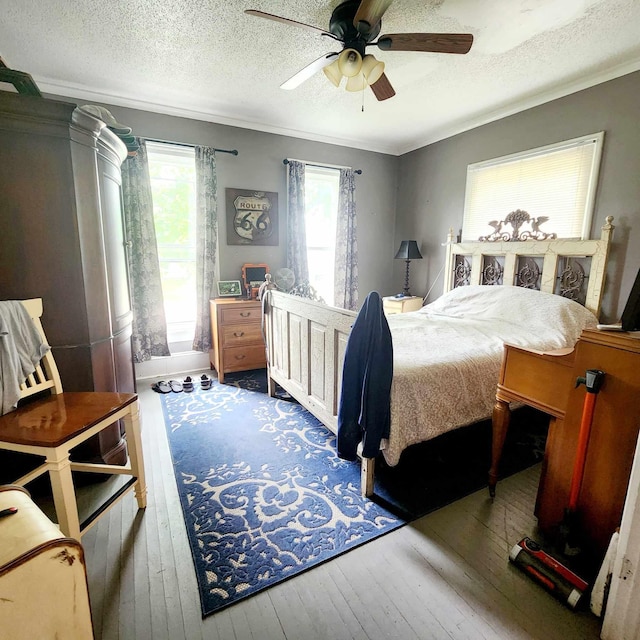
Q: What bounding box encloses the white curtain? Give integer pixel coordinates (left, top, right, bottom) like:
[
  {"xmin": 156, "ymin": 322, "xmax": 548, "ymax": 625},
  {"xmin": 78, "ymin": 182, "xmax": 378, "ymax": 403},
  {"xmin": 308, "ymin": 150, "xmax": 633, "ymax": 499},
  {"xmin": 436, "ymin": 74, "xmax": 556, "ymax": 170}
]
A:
[
  {"xmin": 192, "ymin": 146, "xmax": 218, "ymax": 352},
  {"xmin": 334, "ymin": 168, "xmax": 358, "ymax": 310},
  {"xmin": 121, "ymin": 139, "xmax": 171, "ymax": 362},
  {"xmin": 286, "ymin": 160, "xmax": 310, "ymax": 287}
]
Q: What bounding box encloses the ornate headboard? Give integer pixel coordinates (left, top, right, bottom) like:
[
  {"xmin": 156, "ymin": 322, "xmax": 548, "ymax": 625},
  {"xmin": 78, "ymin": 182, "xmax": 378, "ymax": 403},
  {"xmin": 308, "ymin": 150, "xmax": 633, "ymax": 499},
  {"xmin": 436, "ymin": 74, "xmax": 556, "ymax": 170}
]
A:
[{"xmin": 444, "ymin": 214, "xmax": 614, "ymax": 319}]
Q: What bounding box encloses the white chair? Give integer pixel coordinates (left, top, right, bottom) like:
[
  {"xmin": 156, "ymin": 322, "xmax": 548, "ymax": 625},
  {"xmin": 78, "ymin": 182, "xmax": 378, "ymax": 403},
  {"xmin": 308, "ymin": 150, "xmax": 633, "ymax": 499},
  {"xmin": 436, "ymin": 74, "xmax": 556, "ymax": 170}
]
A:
[{"xmin": 0, "ymin": 298, "xmax": 146, "ymax": 539}]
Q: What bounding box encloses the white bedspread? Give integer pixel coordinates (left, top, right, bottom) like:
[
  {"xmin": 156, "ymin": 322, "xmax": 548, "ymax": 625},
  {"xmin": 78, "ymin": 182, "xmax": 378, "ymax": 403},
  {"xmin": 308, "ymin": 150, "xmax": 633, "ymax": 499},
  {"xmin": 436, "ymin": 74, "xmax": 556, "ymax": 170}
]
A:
[{"xmin": 382, "ymin": 285, "xmax": 597, "ymax": 466}]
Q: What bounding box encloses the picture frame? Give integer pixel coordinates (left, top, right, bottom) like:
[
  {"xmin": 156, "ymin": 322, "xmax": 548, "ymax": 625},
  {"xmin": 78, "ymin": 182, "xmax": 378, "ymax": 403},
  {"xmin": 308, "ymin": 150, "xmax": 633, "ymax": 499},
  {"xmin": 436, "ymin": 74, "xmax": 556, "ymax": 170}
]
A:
[
  {"xmin": 217, "ymin": 280, "xmax": 242, "ymax": 298},
  {"xmin": 242, "ymin": 263, "xmax": 269, "ymax": 299},
  {"xmin": 226, "ymin": 188, "xmax": 278, "ymax": 246}
]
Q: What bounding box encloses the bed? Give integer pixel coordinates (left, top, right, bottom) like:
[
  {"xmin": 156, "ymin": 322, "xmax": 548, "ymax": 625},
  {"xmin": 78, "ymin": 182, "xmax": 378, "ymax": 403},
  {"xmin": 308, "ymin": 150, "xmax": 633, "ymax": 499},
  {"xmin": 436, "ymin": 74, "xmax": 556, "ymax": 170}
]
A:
[{"xmin": 263, "ymin": 215, "xmax": 615, "ymax": 497}]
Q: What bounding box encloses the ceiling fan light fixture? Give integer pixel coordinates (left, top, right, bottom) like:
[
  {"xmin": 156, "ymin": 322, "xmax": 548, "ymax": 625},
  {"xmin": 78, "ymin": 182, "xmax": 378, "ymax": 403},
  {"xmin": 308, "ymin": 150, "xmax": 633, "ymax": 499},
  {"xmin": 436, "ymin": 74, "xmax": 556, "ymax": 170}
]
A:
[
  {"xmin": 337, "ymin": 48, "xmax": 362, "ymax": 78},
  {"xmin": 361, "ymin": 54, "xmax": 385, "ymax": 85},
  {"xmin": 323, "ymin": 59, "xmax": 343, "ymax": 87},
  {"xmin": 345, "ymin": 72, "xmax": 367, "ymax": 92}
]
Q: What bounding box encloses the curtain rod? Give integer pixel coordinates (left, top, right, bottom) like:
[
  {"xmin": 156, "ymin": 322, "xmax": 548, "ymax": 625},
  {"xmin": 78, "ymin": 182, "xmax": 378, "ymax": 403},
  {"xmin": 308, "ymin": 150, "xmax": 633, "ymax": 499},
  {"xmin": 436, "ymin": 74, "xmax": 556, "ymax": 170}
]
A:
[
  {"xmin": 283, "ymin": 158, "xmax": 362, "ymax": 175},
  {"xmin": 145, "ymin": 137, "xmax": 238, "ymax": 156}
]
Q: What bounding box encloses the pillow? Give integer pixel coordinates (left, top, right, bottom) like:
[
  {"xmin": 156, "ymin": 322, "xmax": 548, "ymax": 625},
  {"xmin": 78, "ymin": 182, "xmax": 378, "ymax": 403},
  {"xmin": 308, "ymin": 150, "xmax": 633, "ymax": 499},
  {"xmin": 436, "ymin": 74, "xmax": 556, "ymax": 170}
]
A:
[{"xmin": 420, "ymin": 285, "xmax": 597, "ymax": 343}]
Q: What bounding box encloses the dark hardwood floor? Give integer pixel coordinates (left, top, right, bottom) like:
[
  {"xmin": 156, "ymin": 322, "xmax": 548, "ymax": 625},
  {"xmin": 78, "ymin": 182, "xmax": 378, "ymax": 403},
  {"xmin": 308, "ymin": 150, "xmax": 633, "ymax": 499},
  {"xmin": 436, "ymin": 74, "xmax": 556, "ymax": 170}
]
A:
[{"xmin": 45, "ymin": 381, "xmax": 603, "ymax": 639}]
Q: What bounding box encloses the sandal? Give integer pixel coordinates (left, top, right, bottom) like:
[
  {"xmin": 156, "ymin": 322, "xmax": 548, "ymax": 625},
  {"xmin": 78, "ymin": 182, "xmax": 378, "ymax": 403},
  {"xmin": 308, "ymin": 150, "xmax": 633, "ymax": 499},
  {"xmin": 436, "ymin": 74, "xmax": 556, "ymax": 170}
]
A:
[
  {"xmin": 200, "ymin": 374, "xmax": 212, "ymax": 390},
  {"xmin": 169, "ymin": 380, "xmax": 183, "ymax": 393},
  {"xmin": 152, "ymin": 381, "xmax": 171, "ymax": 394},
  {"xmin": 183, "ymin": 376, "xmax": 194, "ymax": 392}
]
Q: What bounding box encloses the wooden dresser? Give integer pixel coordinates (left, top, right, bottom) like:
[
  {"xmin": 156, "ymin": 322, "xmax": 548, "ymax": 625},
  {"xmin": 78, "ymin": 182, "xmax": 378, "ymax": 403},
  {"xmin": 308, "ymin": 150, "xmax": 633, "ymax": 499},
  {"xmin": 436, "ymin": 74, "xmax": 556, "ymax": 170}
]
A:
[
  {"xmin": 492, "ymin": 329, "xmax": 640, "ymax": 563},
  {"xmin": 209, "ymin": 298, "xmax": 266, "ymax": 383}
]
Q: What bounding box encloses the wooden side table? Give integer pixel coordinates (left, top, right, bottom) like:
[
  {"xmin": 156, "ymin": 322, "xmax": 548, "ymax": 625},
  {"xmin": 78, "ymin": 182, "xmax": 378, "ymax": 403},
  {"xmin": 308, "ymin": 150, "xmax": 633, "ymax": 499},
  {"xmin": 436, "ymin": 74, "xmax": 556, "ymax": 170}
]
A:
[
  {"xmin": 209, "ymin": 298, "xmax": 266, "ymax": 383},
  {"xmin": 382, "ymin": 295, "xmax": 423, "ymax": 315},
  {"xmin": 491, "ymin": 330, "xmax": 640, "ymax": 562},
  {"xmin": 490, "ymin": 344, "xmax": 575, "ymax": 495}
]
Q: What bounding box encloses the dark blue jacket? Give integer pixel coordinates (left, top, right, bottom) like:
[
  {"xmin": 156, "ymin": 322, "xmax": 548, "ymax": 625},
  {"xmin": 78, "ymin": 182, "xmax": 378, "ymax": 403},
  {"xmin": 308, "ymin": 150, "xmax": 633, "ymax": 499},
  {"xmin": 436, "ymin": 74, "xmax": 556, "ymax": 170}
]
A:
[{"xmin": 337, "ymin": 292, "xmax": 393, "ymax": 460}]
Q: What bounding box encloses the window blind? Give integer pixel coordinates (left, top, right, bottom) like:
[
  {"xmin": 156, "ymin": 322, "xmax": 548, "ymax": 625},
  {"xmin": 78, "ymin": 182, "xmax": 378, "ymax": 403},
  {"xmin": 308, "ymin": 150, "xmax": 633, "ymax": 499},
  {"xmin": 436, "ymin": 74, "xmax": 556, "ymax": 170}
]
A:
[{"xmin": 462, "ymin": 133, "xmax": 604, "ymax": 241}]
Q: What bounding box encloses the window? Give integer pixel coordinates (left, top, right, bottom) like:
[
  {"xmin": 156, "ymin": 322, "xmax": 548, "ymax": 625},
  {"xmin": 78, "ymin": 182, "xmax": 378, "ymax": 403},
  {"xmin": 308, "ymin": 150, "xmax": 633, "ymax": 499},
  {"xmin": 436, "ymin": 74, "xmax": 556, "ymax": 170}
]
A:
[
  {"xmin": 462, "ymin": 132, "xmax": 604, "ymax": 241},
  {"xmin": 305, "ymin": 166, "xmax": 341, "ymax": 303},
  {"xmin": 146, "ymin": 142, "xmax": 197, "ymax": 350}
]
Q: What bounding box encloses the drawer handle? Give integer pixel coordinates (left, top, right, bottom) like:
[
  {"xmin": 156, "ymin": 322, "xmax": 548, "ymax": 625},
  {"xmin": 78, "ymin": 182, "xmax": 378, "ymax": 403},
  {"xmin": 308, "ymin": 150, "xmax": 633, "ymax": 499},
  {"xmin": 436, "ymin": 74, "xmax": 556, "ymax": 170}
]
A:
[
  {"xmin": 234, "ymin": 331, "xmax": 245, "ymax": 337},
  {"xmin": 235, "ymin": 354, "xmax": 246, "ymax": 360},
  {"xmin": 240, "ymin": 311, "xmax": 251, "ymax": 317}
]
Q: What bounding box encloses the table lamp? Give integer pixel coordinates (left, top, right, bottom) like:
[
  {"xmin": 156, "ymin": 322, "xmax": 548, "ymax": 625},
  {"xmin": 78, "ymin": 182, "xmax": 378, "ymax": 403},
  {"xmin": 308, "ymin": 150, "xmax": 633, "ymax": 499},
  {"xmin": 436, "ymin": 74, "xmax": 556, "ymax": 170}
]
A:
[{"xmin": 394, "ymin": 240, "xmax": 423, "ymax": 296}]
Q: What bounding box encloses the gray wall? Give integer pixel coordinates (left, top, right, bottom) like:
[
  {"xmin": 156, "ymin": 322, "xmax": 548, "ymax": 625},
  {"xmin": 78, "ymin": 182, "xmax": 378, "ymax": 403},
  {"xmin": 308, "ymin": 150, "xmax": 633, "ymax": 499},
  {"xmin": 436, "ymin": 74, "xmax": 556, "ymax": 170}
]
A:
[
  {"xmin": 75, "ymin": 102, "xmax": 399, "ymax": 305},
  {"xmin": 396, "ymin": 71, "xmax": 640, "ymax": 322},
  {"xmin": 52, "ymin": 70, "xmax": 639, "ymax": 318}
]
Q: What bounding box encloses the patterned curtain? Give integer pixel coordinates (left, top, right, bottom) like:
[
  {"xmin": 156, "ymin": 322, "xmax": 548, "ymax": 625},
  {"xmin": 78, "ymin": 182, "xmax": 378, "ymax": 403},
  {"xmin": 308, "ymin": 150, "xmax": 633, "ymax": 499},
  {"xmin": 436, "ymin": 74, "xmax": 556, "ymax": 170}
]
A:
[
  {"xmin": 334, "ymin": 168, "xmax": 359, "ymax": 310},
  {"xmin": 121, "ymin": 139, "xmax": 170, "ymax": 363},
  {"xmin": 192, "ymin": 146, "xmax": 218, "ymax": 352},
  {"xmin": 286, "ymin": 160, "xmax": 309, "ymax": 286}
]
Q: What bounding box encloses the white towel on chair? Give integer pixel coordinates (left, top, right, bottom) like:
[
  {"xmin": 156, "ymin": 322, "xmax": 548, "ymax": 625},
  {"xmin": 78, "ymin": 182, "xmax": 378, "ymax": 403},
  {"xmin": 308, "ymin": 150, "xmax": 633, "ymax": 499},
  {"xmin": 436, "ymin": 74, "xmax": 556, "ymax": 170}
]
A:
[{"xmin": 0, "ymin": 300, "xmax": 51, "ymax": 415}]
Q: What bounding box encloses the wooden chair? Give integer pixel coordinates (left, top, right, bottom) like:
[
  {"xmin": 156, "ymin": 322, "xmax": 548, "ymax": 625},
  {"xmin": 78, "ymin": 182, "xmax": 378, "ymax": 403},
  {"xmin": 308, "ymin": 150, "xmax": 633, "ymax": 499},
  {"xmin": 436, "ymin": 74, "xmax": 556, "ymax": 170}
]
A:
[{"xmin": 0, "ymin": 299, "xmax": 146, "ymax": 539}]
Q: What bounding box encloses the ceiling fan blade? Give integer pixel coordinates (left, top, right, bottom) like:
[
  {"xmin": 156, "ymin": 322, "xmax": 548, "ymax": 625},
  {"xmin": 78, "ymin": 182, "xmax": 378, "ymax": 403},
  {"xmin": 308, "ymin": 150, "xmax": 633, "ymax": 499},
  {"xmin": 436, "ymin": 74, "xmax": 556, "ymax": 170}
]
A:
[
  {"xmin": 377, "ymin": 33, "xmax": 473, "ymax": 54},
  {"xmin": 354, "ymin": 0, "xmax": 393, "ymax": 33},
  {"xmin": 245, "ymin": 10, "xmax": 335, "ymax": 38},
  {"xmin": 280, "ymin": 53, "xmax": 339, "ymax": 90},
  {"xmin": 370, "ymin": 73, "xmax": 395, "ymax": 101}
]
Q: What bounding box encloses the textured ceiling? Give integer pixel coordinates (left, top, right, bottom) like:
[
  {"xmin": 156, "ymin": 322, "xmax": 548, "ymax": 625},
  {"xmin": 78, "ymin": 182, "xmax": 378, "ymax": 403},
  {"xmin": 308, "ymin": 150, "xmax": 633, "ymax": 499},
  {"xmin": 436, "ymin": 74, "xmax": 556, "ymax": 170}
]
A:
[{"xmin": 1, "ymin": 0, "xmax": 640, "ymax": 155}]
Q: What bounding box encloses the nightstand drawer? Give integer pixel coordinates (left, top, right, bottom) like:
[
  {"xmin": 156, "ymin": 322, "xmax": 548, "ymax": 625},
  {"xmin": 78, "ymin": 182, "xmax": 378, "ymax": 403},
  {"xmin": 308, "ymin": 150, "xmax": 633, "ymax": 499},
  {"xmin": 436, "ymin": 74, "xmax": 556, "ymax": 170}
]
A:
[
  {"xmin": 222, "ymin": 345, "xmax": 266, "ymax": 371},
  {"xmin": 221, "ymin": 306, "xmax": 262, "ymax": 324},
  {"xmin": 222, "ymin": 323, "xmax": 263, "ymax": 347}
]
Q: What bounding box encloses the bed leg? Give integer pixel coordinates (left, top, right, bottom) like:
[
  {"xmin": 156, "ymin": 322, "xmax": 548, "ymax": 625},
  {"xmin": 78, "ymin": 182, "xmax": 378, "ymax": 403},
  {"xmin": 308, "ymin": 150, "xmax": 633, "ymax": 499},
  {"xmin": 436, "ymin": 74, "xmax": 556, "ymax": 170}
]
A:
[
  {"xmin": 489, "ymin": 398, "xmax": 511, "ymax": 497},
  {"xmin": 267, "ymin": 373, "xmax": 276, "ymax": 398},
  {"xmin": 360, "ymin": 456, "xmax": 375, "ymax": 498}
]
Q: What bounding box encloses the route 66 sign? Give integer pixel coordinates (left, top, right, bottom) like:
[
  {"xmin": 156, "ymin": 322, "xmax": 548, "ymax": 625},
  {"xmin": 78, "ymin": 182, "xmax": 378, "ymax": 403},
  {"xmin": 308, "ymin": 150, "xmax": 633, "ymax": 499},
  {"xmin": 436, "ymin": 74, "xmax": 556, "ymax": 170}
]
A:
[{"xmin": 226, "ymin": 188, "xmax": 278, "ymax": 245}]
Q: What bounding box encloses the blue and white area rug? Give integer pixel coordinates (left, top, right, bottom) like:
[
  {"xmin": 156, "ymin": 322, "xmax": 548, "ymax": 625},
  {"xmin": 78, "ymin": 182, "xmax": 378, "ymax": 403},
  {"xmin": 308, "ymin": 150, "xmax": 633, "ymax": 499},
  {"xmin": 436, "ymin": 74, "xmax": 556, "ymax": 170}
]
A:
[{"xmin": 160, "ymin": 371, "xmax": 403, "ymax": 617}]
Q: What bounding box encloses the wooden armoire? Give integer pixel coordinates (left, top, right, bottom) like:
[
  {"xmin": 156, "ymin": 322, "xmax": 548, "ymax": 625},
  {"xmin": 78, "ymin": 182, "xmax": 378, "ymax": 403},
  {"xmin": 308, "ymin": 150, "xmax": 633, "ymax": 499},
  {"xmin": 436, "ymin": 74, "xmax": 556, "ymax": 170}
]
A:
[{"xmin": 0, "ymin": 91, "xmax": 134, "ymax": 467}]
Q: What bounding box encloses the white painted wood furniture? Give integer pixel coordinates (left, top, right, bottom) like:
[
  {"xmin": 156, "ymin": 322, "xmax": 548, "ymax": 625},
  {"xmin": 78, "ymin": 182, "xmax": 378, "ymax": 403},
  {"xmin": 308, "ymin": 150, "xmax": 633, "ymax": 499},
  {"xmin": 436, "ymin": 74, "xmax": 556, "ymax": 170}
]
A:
[
  {"xmin": 0, "ymin": 299, "xmax": 147, "ymax": 539},
  {"xmin": 444, "ymin": 215, "xmax": 614, "ymax": 318},
  {"xmin": 601, "ymin": 425, "xmax": 640, "ymax": 639},
  {"xmin": 0, "ymin": 485, "xmax": 94, "ymax": 638},
  {"xmin": 263, "ymin": 219, "xmax": 614, "ymax": 497}
]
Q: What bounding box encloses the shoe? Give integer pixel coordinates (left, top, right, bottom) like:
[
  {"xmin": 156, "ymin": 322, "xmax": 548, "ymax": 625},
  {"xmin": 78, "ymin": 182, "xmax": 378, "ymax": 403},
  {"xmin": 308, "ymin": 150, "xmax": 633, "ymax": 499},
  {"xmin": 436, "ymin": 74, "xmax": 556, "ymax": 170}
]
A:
[
  {"xmin": 200, "ymin": 374, "xmax": 212, "ymax": 390},
  {"xmin": 183, "ymin": 376, "xmax": 194, "ymax": 392},
  {"xmin": 152, "ymin": 381, "xmax": 171, "ymax": 394},
  {"xmin": 169, "ymin": 380, "xmax": 183, "ymax": 393}
]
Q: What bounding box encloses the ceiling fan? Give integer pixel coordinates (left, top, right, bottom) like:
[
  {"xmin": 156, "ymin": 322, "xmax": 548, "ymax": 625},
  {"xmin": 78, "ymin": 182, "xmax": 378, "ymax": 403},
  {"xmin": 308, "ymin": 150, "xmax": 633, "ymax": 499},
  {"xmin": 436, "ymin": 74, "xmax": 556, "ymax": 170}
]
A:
[{"xmin": 245, "ymin": 0, "xmax": 473, "ymax": 101}]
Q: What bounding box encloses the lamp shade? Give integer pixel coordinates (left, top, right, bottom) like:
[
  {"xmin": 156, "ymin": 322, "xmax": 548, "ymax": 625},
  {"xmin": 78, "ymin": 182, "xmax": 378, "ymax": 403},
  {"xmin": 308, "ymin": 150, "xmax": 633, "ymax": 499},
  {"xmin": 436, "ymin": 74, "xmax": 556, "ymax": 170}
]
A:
[
  {"xmin": 345, "ymin": 72, "xmax": 367, "ymax": 92},
  {"xmin": 394, "ymin": 240, "xmax": 423, "ymax": 260},
  {"xmin": 361, "ymin": 54, "xmax": 385, "ymax": 85},
  {"xmin": 338, "ymin": 49, "xmax": 362, "ymax": 78},
  {"xmin": 323, "ymin": 59, "xmax": 343, "ymax": 87}
]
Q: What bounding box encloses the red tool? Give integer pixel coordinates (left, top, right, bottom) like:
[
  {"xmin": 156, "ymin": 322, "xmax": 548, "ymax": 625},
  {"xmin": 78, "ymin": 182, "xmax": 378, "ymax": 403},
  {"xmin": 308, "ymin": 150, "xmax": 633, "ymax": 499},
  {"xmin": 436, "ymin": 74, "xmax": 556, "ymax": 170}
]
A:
[
  {"xmin": 563, "ymin": 368, "xmax": 605, "ymax": 555},
  {"xmin": 510, "ymin": 537, "xmax": 589, "ymax": 608},
  {"xmin": 509, "ymin": 368, "xmax": 605, "ymax": 608}
]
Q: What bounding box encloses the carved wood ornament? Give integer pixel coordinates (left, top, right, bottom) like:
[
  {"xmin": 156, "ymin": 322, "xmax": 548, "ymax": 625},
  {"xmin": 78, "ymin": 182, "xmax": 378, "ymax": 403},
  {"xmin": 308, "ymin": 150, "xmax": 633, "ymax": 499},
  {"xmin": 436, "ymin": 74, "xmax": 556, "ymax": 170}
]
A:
[{"xmin": 479, "ymin": 210, "xmax": 557, "ymax": 242}]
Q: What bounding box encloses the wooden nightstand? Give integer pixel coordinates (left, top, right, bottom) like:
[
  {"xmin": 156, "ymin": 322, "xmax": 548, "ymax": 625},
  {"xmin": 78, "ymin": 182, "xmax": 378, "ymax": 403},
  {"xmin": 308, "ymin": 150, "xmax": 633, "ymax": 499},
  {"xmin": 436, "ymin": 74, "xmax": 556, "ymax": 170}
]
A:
[
  {"xmin": 382, "ymin": 295, "xmax": 423, "ymax": 315},
  {"xmin": 209, "ymin": 298, "xmax": 266, "ymax": 383}
]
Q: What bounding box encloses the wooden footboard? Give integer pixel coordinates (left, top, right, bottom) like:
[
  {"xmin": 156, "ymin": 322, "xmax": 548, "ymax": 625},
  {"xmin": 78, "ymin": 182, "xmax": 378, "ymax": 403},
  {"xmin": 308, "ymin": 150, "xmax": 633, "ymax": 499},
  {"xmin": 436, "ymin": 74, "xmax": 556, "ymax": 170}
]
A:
[
  {"xmin": 263, "ymin": 291, "xmax": 355, "ymax": 433},
  {"xmin": 263, "ymin": 291, "xmax": 376, "ymax": 495}
]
